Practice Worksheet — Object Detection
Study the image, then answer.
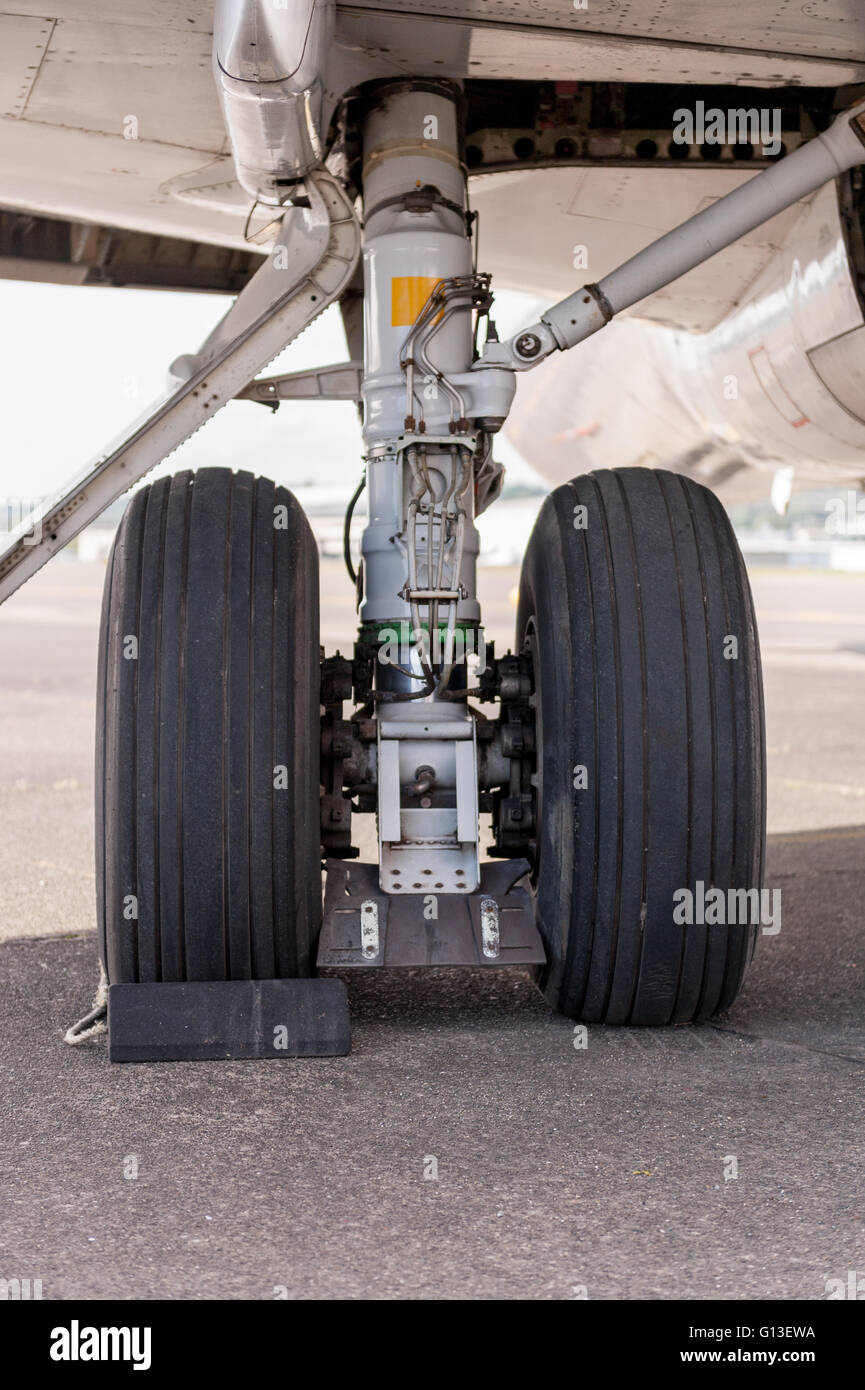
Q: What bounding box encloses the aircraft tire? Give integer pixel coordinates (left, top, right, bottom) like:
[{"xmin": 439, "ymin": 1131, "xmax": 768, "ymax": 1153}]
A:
[
  {"xmin": 96, "ymin": 468, "xmax": 321, "ymax": 983},
  {"xmin": 516, "ymin": 467, "xmax": 766, "ymax": 1024}
]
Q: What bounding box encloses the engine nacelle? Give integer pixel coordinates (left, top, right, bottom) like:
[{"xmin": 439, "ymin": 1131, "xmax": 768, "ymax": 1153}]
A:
[
  {"xmin": 507, "ymin": 176, "xmax": 865, "ymax": 488},
  {"xmin": 671, "ymin": 177, "xmax": 865, "ymax": 479}
]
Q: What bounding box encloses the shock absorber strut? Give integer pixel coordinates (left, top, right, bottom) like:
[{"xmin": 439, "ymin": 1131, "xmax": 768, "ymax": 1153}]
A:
[
  {"xmin": 358, "ymin": 79, "xmax": 484, "ymax": 893},
  {"xmin": 359, "ymin": 80, "xmax": 481, "ymax": 643}
]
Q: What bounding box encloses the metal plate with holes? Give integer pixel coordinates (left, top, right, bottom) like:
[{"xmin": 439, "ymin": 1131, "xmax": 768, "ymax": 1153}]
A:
[
  {"xmin": 377, "ymin": 714, "xmax": 480, "ymax": 894},
  {"xmin": 318, "ymin": 859, "xmax": 545, "ymax": 969}
]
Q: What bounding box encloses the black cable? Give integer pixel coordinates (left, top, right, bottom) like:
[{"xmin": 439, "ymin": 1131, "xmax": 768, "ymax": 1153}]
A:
[{"xmin": 343, "ymin": 475, "xmax": 365, "ymax": 585}]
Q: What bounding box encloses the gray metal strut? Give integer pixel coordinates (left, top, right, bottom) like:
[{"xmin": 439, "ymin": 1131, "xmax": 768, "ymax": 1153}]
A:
[{"xmin": 480, "ymin": 98, "xmax": 865, "ymax": 372}]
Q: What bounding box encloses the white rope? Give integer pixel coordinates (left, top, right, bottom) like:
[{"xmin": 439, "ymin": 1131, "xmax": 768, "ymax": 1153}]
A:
[{"xmin": 64, "ymin": 960, "xmax": 108, "ymax": 1045}]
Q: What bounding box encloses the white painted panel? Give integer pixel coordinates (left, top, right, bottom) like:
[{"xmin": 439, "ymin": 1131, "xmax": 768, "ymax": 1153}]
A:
[
  {"xmin": 335, "ymin": 8, "xmax": 865, "ymax": 85},
  {"xmin": 455, "ymin": 739, "xmax": 478, "ymax": 846},
  {"xmin": 377, "ymin": 739, "xmax": 402, "ymax": 843},
  {"xmin": 464, "ymin": 26, "xmax": 864, "ymax": 85},
  {"xmin": 342, "ymin": 0, "xmax": 865, "ymax": 63},
  {"xmin": 0, "ymin": 14, "xmax": 53, "ymax": 119},
  {"xmin": 6, "ymin": 0, "xmax": 865, "ymax": 64},
  {"xmin": 749, "ymin": 347, "xmax": 810, "ymax": 427},
  {"xmin": 24, "ymin": 20, "xmax": 226, "ymax": 153},
  {"xmin": 0, "ymin": 117, "xmax": 251, "ymax": 248},
  {"xmin": 1, "ymin": 3, "xmax": 213, "ymax": 33}
]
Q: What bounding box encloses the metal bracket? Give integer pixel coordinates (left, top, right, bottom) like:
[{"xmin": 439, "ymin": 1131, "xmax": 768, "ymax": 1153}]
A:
[
  {"xmin": 0, "ymin": 170, "xmax": 361, "ymax": 604},
  {"xmin": 399, "ymin": 588, "xmax": 464, "ymax": 603},
  {"xmin": 236, "ymin": 359, "xmax": 363, "ymax": 406},
  {"xmin": 479, "ymin": 897, "xmax": 500, "ymax": 958},
  {"xmin": 377, "ymin": 710, "xmax": 480, "ymax": 894},
  {"xmin": 317, "ymin": 858, "xmax": 545, "ymax": 969},
  {"xmin": 360, "ymin": 900, "xmax": 380, "ymax": 960}
]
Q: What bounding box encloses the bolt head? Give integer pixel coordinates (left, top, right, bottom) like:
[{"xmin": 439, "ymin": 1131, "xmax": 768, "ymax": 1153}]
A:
[{"xmin": 514, "ymin": 332, "xmax": 542, "ymax": 359}]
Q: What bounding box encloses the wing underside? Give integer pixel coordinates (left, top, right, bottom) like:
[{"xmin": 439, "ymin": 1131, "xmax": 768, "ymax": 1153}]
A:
[{"xmin": 1, "ymin": 2, "xmax": 863, "ymax": 274}]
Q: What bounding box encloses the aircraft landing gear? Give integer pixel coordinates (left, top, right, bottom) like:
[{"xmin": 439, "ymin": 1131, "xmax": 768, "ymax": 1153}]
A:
[{"xmin": 63, "ymin": 73, "xmax": 864, "ymax": 1058}]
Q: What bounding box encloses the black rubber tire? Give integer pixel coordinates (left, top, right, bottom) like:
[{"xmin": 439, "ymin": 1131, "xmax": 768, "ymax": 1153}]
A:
[
  {"xmin": 96, "ymin": 468, "xmax": 321, "ymax": 983},
  {"xmin": 517, "ymin": 467, "xmax": 765, "ymax": 1024}
]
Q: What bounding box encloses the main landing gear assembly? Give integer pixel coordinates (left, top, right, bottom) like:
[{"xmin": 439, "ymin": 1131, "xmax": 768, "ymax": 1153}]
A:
[{"xmin": 6, "ymin": 79, "xmax": 865, "ymax": 1058}]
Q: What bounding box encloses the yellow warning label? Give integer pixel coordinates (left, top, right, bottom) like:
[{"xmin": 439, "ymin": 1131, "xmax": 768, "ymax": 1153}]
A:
[{"xmin": 391, "ymin": 276, "xmax": 440, "ymax": 327}]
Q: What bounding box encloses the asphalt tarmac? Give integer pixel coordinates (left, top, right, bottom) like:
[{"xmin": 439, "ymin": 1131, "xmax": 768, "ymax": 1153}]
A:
[{"xmin": 0, "ymin": 557, "xmax": 863, "ymax": 1299}]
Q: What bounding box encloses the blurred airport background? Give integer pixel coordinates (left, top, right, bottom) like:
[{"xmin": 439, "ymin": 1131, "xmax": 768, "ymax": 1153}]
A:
[{"xmin": 3, "ymin": 280, "xmax": 865, "ymax": 575}]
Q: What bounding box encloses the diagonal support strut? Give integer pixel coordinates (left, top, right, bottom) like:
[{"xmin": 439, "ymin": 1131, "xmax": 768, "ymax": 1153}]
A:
[
  {"xmin": 479, "ymin": 98, "xmax": 865, "ymax": 373},
  {"xmin": 0, "ymin": 170, "xmax": 361, "ymax": 605}
]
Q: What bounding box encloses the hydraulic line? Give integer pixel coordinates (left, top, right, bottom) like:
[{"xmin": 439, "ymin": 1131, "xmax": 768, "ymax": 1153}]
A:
[{"xmin": 343, "ymin": 474, "xmax": 366, "ymax": 585}]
